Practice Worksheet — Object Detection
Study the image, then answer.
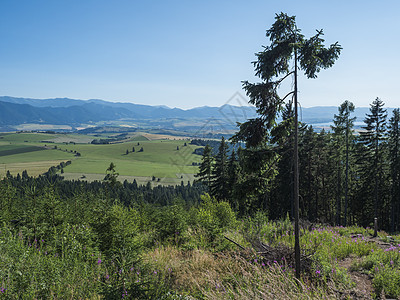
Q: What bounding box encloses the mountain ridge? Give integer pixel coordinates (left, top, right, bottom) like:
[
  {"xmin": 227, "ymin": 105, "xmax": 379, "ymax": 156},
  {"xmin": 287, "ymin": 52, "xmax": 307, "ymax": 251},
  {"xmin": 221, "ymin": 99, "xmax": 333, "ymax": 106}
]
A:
[{"xmin": 0, "ymin": 96, "xmax": 397, "ymax": 132}]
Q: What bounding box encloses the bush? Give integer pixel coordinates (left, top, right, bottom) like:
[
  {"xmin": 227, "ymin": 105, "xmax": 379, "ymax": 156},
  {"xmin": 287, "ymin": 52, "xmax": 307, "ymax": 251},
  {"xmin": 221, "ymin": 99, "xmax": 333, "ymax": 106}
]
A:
[
  {"xmin": 193, "ymin": 194, "xmax": 236, "ymax": 249},
  {"xmin": 155, "ymin": 201, "xmax": 189, "ymax": 245}
]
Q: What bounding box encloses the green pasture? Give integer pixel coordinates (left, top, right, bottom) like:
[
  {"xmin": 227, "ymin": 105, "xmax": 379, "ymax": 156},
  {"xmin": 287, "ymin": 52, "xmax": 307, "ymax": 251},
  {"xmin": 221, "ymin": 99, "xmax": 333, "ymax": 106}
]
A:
[
  {"xmin": 0, "ymin": 147, "xmax": 75, "ymax": 164},
  {"xmin": 55, "ymin": 140, "xmax": 201, "ymax": 178},
  {"xmin": 130, "ymin": 135, "xmax": 150, "ymax": 141},
  {"xmin": 0, "ymin": 132, "xmax": 52, "ymax": 143},
  {"xmin": 0, "ymin": 132, "xmax": 202, "ymax": 182},
  {"xmin": 0, "ymin": 145, "xmax": 44, "ymax": 157},
  {"xmin": 0, "ymin": 161, "xmax": 69, "ymax": 177},
  {"xmin": 47, "ymin": 134, "xmax": 94, "ymax": 144},
  {"xmin": 0, "ymin": 144, "xmax": 75, "ymax": 177}
]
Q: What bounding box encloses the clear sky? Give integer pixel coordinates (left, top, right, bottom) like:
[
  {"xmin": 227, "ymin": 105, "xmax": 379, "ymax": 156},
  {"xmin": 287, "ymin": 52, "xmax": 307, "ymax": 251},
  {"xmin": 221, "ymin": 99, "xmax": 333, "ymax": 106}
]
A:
[{"xmin": 0, "ymin": 0, "xmax": 399, "ymax": 109}]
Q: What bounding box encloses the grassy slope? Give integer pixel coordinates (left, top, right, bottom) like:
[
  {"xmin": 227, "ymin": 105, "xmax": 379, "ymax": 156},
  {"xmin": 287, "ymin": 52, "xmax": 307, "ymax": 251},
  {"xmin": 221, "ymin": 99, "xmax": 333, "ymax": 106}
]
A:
[
  {"xmin": 0, "ymin": 133, "xmax": 201, "ymax": 180},
  {"xmin": 0, "ymin": 135, "xmax": 76, "ymax": 176},
  {"xmin": 58, "ymin": 140, "xmax": 200, "ymax": 177}
]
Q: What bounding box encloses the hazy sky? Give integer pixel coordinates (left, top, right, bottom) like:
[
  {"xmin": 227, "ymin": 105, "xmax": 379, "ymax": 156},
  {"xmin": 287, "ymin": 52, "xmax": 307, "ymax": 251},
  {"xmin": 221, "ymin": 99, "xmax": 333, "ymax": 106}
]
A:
[{"xmin": 0, "ymin": 0, "xmax": 399, "ymax": 109}]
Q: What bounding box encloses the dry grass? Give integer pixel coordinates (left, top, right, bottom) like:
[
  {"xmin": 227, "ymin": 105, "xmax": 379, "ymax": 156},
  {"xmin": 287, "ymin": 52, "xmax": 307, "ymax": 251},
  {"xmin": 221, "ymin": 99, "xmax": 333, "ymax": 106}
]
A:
[
  {"xmin": 0, "ymin": 160, "xmax": 68, "ymax": 177},
  {"xmin": 140, "ymin": 133, "xmax": 191, "ymax": 141},
  {"xmin": 144, "ymin": 246, "xmax": 338, "ymax": 299},
  {"xmin": 60, "ymin": 172, "xmax": 191, "ymax": 186}
]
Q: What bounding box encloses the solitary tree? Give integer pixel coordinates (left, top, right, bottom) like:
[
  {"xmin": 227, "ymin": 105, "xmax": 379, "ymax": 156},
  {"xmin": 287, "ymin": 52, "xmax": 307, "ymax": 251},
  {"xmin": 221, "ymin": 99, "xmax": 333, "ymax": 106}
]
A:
[
  {"xmin": 234, "ymin": 12, "xmax": 341, "ymax": 278},
  {"xmin": 104, "ymin": 162, "xmax": 119, "ymax": 187}
]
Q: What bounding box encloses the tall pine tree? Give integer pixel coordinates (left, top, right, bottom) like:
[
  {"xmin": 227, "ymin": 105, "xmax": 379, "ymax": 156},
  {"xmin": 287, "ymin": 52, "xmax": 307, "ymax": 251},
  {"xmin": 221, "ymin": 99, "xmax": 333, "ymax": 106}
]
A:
[
  {"xmin": 194, "ymin": 144, "xmax": 213, "ymax": 190},
  {"xmin": 331, "ymin": 100, "xmax": 356, "ymax": 225},
  {"xmin": 232, "ymin": 13, "xmax": 341, "ymax": 277},
  {"xmin": 357, "ymin": 98, "xmax": 388, "ymax": 226},
  {"xmin": 388, "ymin": 108, "xmax": 400, "ymax": 231},
  {"xmin": 210, "ymin": 137, "xmax": 229, "ymax": 201}
]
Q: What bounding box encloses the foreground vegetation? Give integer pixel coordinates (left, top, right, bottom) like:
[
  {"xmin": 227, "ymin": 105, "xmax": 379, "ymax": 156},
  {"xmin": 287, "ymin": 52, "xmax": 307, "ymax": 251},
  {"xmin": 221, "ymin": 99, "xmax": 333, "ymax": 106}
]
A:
[{"xmin": 0, "ymin": 174, "xmax": 399, "ymax": 299}]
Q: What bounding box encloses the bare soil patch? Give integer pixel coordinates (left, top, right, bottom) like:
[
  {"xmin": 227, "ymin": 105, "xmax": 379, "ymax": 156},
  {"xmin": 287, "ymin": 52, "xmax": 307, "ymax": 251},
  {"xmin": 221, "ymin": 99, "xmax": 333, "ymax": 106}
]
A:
[
  {"xmin": 338, "ymin": 256, "xmax": 373, "ymax": 299},
  {"xmin": 336, "ymin": 235, "xmax": 398, "ymax": 299}
]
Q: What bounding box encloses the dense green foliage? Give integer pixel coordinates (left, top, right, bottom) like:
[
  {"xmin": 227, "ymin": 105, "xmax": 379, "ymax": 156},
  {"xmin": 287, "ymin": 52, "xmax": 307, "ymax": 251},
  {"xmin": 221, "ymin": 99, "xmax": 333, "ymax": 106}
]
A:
[
  {"xmin": 0, "ymin": 173, "xmax": 209, "ymax": 298},
  {"xmin": 1, "ymin": 173, "xmax": 400, "ymax": 298},
  {"xmin": 199, "ymin": 98, "xmax": 400, "ymax": 231}
]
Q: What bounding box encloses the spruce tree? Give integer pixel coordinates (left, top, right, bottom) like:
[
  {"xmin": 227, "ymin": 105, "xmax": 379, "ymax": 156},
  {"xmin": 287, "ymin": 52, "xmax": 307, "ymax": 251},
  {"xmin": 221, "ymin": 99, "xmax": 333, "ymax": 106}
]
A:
[
  {"xmin": 388, "ymin": 108, "xmax": 400, "ymax": 231},
  {"xmin": 232, "ymin": 13, "xmax": 341, "ymax": 277},
  {"xmin": 299, "ymin": 125, "xmax": 317, "ymax": 220},
  {"xmin": 358, "ymin": 97, "xmax": 387, "ymax": 224},
  {"xmin": 227, "ymin": 149, "xmax": 240, "ymax": 210},
  {"xmin": 331, "ymin": 100, "xmax": 356, "ymax": 225},
  {"xmin": 194, "ymin": 144, "xmax": 213, "ymax": 190},
  {"xmin": 270, "ymin": 101, "xmax": 295, "ymax": 219},
  {"xmin": 210, "ymin": 137, "xmax": 229, "ymax": 200}
]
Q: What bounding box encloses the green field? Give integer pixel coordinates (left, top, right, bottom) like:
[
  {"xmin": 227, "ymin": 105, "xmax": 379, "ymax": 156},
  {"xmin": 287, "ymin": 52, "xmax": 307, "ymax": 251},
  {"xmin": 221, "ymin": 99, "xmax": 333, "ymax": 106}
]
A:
[{"xmin": 0, "ymin": 132, "xmax": 202, "ymax": 184}]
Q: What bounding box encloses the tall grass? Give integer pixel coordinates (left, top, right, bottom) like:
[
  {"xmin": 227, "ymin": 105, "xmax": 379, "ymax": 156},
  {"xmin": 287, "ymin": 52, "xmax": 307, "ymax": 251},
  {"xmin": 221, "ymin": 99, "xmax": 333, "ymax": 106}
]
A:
[{"xmin": 144, "ymin": 246, "xmax": 338, "ymax": 299}]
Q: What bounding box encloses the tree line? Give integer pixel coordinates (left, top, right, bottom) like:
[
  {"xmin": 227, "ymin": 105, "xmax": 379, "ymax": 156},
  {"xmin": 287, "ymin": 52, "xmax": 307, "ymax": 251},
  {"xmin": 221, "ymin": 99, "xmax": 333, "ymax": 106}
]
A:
[
  {"xmin": 3, "ymin": 171, "xmax": 206, "ymax": 209},
  {"xmin": 195, "ymin": 98, "xmax": 400, "ymax": 232}
]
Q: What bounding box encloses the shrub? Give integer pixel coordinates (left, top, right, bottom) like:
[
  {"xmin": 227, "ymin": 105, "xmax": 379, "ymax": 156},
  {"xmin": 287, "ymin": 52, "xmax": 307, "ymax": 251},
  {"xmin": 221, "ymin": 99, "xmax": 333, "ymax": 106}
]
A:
[{"xmin": 155, "ymin": 201, "xmax": 189, "ymax": 245}]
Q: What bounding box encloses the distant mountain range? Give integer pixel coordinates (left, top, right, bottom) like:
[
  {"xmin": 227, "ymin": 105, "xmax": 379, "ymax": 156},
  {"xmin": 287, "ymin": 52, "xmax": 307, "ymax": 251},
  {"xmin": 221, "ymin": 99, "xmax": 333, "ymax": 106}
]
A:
[
  {"xmin": 0, "ymin": 96, "xmax": 257, "ymax": 126},
  {"xmin": 0, "ymin": 96, "xmax": 397, "ymax": 132}
]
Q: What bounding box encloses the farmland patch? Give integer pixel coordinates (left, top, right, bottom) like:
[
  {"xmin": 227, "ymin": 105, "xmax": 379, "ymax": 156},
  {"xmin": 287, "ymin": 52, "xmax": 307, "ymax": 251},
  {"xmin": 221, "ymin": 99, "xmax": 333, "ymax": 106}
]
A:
[{"xmin": 0, "ymin": 145, "xmax": 44, "ymax": 157}]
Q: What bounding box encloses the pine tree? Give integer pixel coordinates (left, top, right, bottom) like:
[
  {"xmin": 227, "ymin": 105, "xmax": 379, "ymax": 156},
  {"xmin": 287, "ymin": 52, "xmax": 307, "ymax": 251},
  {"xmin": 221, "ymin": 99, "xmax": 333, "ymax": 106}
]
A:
[
  {"xmin": 388, "ymin": 108, "xmax": 400, "ymax": 231},
  {"xmin": 231, "ymin": 12, "xmax": 341, "ymax": 277},
  {"xmin": 226, "ymin": 149, "xmax": 240, "ymax": 210},
  {"xmin": 357, "ymin": 97, "xmax": 388, "ymax": 225},
  {"xmin": 270, "ymin": 101, "xmax": 295, "ymax": 219},
  {"xmin": 331, "ymin": 100, "xmax": 356, "ymax": 225},
  {"xmin": 194, "ymin": 144, "xmax": 213, "ymax": 190},
  {"xmin": 299, "ymin": 125, "xmax": 317, "ymax": 220},
  {"xmin": 210, "ymin": 137, "xmax": 229, "ymax": 200},
  {"xmin": 104, "ymin": 162, "xmax": 120, "ymax": 188}
]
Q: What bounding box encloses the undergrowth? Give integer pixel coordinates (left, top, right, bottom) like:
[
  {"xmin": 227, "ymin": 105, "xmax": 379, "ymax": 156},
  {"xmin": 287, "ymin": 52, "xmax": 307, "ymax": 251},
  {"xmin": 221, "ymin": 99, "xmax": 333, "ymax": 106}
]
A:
[{"xmin": 0, "ymin": 179, "xmax": 400, "ymax": 299}]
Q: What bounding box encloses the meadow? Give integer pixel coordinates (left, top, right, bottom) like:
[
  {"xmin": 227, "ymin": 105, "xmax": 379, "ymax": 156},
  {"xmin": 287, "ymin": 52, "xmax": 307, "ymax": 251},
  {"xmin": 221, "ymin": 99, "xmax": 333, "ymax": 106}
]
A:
[{"xmin": 0, "ymin": 132, "xmax": 202, "ymax": 184}]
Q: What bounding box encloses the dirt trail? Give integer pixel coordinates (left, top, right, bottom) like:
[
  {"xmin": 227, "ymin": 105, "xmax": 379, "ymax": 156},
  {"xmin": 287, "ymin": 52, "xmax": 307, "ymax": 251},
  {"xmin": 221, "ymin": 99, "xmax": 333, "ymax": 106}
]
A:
[
  {"xmin": 336, "ymin": 235, "xmax": 396, "ymax": 299},
  {"xmin": 337, "ymin": 256, "xmax": 373, "ymax": 299}
]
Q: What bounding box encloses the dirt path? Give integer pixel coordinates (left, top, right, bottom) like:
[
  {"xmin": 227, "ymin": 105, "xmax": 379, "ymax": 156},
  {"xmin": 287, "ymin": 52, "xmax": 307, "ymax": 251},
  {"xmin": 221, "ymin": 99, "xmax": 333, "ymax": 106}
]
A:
[
  {"xmin": 336, "ymin": 235, "xmax": 396, "ymax": 299},
  {"xmin": 337, "ymin": 256, "xmax": 373, "ymax": 299}
]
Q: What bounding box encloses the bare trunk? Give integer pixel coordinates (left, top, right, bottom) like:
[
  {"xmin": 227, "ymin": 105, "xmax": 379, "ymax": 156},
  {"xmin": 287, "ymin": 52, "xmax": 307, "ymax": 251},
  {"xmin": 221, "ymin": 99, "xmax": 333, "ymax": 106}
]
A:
[{"xmin": 294, "ymin": 40, "xmax": 300, "ymax": 279}]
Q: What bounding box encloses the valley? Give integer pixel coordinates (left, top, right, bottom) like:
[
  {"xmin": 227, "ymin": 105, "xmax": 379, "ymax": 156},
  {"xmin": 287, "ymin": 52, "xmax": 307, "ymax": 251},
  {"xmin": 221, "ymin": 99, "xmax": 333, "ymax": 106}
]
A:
[{"xmin": 0, "ymin": 131, "xmax": 203, "ymax": 185}]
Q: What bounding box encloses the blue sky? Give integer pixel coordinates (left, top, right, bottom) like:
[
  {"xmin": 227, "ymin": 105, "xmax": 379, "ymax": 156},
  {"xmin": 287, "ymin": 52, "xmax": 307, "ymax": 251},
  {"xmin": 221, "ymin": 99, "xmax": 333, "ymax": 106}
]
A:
[{"xmin": 0, "ymin": 0, "xmax": 399, "ymax": 109}]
